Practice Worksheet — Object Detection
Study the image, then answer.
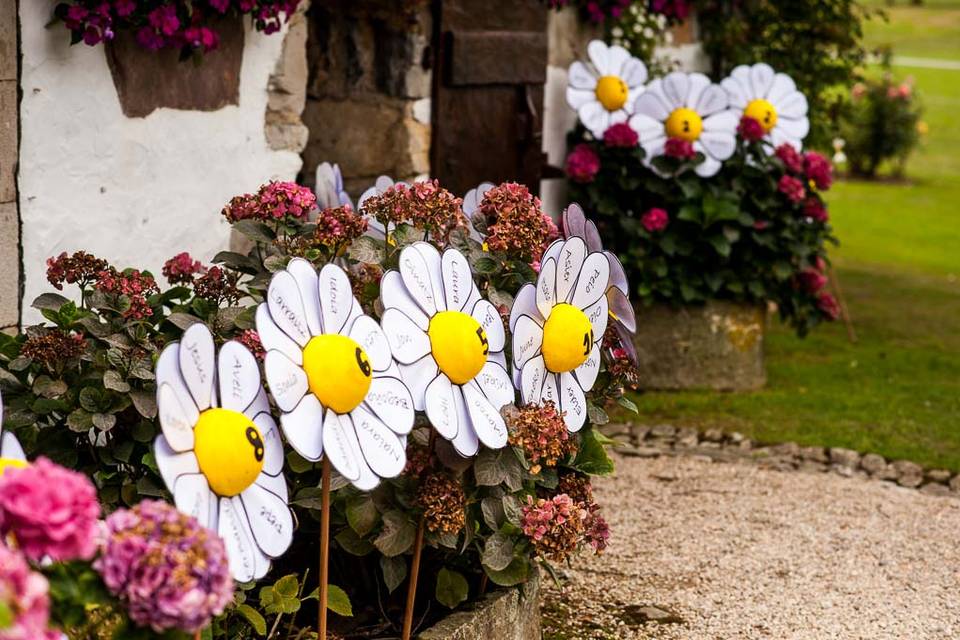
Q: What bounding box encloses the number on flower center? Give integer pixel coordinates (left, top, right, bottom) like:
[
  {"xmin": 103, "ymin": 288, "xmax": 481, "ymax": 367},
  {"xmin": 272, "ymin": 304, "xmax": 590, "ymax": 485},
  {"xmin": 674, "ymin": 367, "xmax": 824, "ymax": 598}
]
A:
[
  {"xmin": 665, "ymin": 107, "xmax": 703, "ymax": 142},
  {"xmin": 542, "ymin": 303, "xmax": 593, "ymax": 373},
  {"xmin": 302, "ymin": 334, "xmax": 373, "ymax": 414},
  {"xmin": 193, "ymin": 408, "xmax": 265, "ymax": 497},
  {"xmin": 427, "ymin": 311, "xmax": 488, "ymax": 385},
  {"xmin": 744, "ymin": 98, "xmax": 777, "ymax": 132},
  {"xmin": 594, "ymin": 75, "xmax": 629, "ymax": 112}
]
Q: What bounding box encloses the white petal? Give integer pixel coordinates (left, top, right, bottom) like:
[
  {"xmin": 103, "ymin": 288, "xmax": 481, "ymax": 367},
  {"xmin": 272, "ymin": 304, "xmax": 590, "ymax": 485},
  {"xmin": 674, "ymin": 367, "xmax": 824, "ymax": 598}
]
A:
[
  {"xmin": 256, "ymin": 304, "xmax": 302, "ymax": 365},
  {"xmin": 380, "ymin": 270, "xmax": 430, "ymax": 330},
  {"xmin": 606, "ymin": 251, "xmax": 628, "ymax": 295},
  {"xmin": 375, "ymin": 175, "xmax": 396, "ymax": 192},
  {"xmin": 609, "ymin": 289, "xmax": 637, "ymax": 333},
  {"xmin": 721, "ymin": 76, "xmax": 749, "ymax": 110},
  {"xmin": 559, "ymin": 372, "xmax": 588, "ymax": 432},
  {"xmin": 462, "ymin": 382, "xmax": 508, "ymax": 449},
  {"xmin": 562, "ymin": 203, "xmax": 586, "ymax": 239},
  {"xmin": 556, "ymin": 237, "xmax": 587, "ymax": 303},
  {"xmin": 621, "ymin": 57, "xmax": 647, "ymax": 88},
  {"xmin": 703, "ymin": 109, "xmax": 739, "ymax": 135},
  {"xmin": 399, "ymin": 245, "xmax": 439, "ymax": 316},
  {"xmin": 0, "ymin": 432, "xmax": 24, "ymax": 462},
  {"xmin": 268, "ymin": 272, "xmax": 313, "ymax": 346},
  {"xmin": 640, "ymin": 134, "xmax": 667, "ymax": 162},
  {"xmin": 474, "ymin": 361, "xmax": 515, "ymax": 410},
  {"xmin": 471, "ymin": 299, "xmax": 505, "ymax": 353},
  {"xmin": 770, "ymin": 127, "xmax": 802, "ymax": 152},
  {"xmin": 730, "ymin": 65, "xmax": 752, "ymax": 93},
  {"xmin": 574, "ymin": 342, "xmax": 601, "ymax": 392},
  {"xmin": 281, "ymin": 394, "xmax": 324, "ymax": 461},
  {"xmin": 173, "ymin": 474, "xmax": 214, "ymax": 528},
  {"xmin": 219, "ymin": 496, "xmax": 262, "ymax": 582},
  {"xmin": 628, "ymin": 113, "xmax": 664, "ymax": 140},
  {"xmin": 700, "ymin": 130, "xmax": 737, "ymax": 162},
  {"xmin": 317, "ymin": 263, "xmax": 355, "ymax": 335},
  {"xmin": 767, "ymin": 72, "xmax": 798, "ymax": 106},
  {"xmin": 634, "ymin": 80, "xmax": 671, "ymax": 120},
  {"xmin": 775, "ymin": 91, "xmax": 808, "ymax": 120},
  {"xmin": 694, "ymin": 154, "xmax": 723, "ymax": 177},
  {"xmin": 364, "ymin": 376, "xmax": 415, "ymax": 435},
  {"xmin": 578, "ymin": 101, "xmax": 609, "ymax": 138},
  {"xmin": 587, "ymin": 40, "xmax": 611, "ymax": 75},
  {"xmin": 541, "ymin": 238, "xmax": 563, "ymax": 265},
  {"xmin": 450, "ymin": 387, "xmax": 479, "ymax": 457},
  {"xmin": 349, "ymin": 315, "xmax": 392, "ymax": 372},
  {"xmin": 239, "ymin": 483, "xmax": 293, "ymax": 557},
  {"xmin": 349, "ymin": 405, "xmax": 406, "ymax": 478},
  {"xmin": 414, "ymin": 242, "xmax": 447, "ymax": 312},
  {"xmin": 519, "ymin": 355, "xmax": 547, "ymax": 404},
  {"xmin": 776, "ymin": 116, "xmax": 810, "ymax": 140},
  {"xmin": 314, "ymin": 163, "xmax": 338, "ymax": 210},
  {"xmin": 381, "ymin": 308, "xmax": 431, "ymax": 364},
  {"xmin": 571, "ymin": 253, "xmax": 610, "ymax": 310},
  {"xmin": 540, "ymin": 372, "xmax": 560, "ymax": 406},
  {"xmin": 606, "ymin": 44, "xmax": 631, "ymax": 77},
  {"xmin": 285, "ymin": 259, "xmax": 323, "ymax": 335},
  {"xmin": 584, "ymin": 220, "xmax": 603, "ymax": 253},
  {"xmin": 157, "ymin": 382, "xmax": 197, "ymax": 452},
  {"xmin": 425, "ymin": 374, "xmax": 458, "ymax": 439},
  {"xmin": 566, "ymin": 86, "xmax": 596, "ymax": 111},
  {"xmin": 398, "ymin": 354, "xmax": 439, "ymax": 412},
  {"xmin": 512, "ymin": 315, "xmax": 544, "ymax": 371},
  {"xmin": 696, "ymin": 82, "xmax": 729, "ymax": 117},
  {"xmin": 264, "ymin": 351, "xmax": 308, "ymax": 413},
  {"xmin": 217, "ymin": 341, "xmax": 261, "ymax": 413},
  {"xmin": 155, "ymin": 435, "xmax": 199, "ymax": 490},
  {"xmin": 750, "ymin": 63, "xmax": 775, "ymax": 99},
  {"xmin": 322, "ymin": 410, "xmax": 362, "ymax": 482},
  {"xmin": 568, "ymin": 60, "xmax": 597, "ymax": 90},
  {"xmin": 583, "ymin": 295, "xmax": 609, "ymax": 342},
  {"xmin": 509, "ymin": 283, "xmax": 541, "ymax": 333},
  {"xmin": 686, "ymin": 73, "xmax": 711, "ymax": 112},
  {"xmin": 178, "ymin": 323, "xmax": 217, "ymax": 411},
  {"xmin": 156, "ymin": 342, "xmax": 199, "ymax": 414},
  {"xmin": 441, "ymin": 249, "xmax": 476, "ymax": 311},
  {"xmin": 253, "ymin": 412, "xmax": 284, "ymax": 477},
  {"xmin": 535, "ymin": 258, "xmax": 558, "ymax": 318},
  {"xmin": 350, "ymin": 457, "xmax": 382, "ymax": 492},
  {"xmin": 255, "ymin": 463, "xmax": 289, "ymax": 500},
  {"xmin": 661, "ymin": 72, "xmax": 689, "ymax": 109}
]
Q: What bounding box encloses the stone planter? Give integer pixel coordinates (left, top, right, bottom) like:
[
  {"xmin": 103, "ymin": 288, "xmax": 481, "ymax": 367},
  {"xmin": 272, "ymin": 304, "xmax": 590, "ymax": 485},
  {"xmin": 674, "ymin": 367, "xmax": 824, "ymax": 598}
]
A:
[
  {"xmin": 418, "ymin": 573, "xmax": 541, "ymax": 640},
  {"xmin": 632, "ymin": 300, "xmax": 766, "ymax": 391}
]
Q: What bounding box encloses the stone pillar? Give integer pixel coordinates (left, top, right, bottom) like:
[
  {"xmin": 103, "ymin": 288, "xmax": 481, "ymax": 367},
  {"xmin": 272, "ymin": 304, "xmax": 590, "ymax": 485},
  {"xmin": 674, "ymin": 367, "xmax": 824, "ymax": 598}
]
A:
[
  {"xmin": 0, "ymin": 0, "xmax": 19, "ymax": 330},
  {"xmin": 300, "ymin": 1, "xmax": 432, "ymax": 194}
]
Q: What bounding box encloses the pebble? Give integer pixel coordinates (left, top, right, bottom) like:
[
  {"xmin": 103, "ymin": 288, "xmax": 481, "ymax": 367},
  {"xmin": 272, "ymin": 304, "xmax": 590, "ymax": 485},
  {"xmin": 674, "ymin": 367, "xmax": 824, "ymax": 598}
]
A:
[
  {"xmin": 829, "ymin": 447, "xmax": 861, "ymax": 468},
  {"xmin": 860, "ymin": 453, "xmax": 888, "ymax": 475}
]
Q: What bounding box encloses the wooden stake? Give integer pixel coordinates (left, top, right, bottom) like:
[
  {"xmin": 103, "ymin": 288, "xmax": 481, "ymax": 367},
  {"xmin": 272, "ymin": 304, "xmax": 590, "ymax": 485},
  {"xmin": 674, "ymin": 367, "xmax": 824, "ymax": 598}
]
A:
[
  {"xmin": 194, "ymin": 632, "xmax": 201, "ymax": 640},
  {"xmin": 827, "ymin": 264, "xmax": 857, "ymax": 343},
  {"xmin": 401, "ymin": 518, "xmax": 426, "ymax": 640},
  {"xmin": 319, "ymin": 458, "xmax": 332, "ymax": 639}
]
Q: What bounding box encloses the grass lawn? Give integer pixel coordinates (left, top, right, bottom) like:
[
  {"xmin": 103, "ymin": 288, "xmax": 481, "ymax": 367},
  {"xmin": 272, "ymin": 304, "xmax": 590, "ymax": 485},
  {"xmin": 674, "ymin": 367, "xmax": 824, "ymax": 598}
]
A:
[{"xmin": 630, "ymin": 3, "xmax": 960, "ymax": 470}]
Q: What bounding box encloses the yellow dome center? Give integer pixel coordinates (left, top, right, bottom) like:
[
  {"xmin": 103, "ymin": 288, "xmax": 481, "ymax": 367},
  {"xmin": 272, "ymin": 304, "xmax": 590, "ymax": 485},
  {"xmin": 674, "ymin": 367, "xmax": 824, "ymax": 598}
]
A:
[
  {"xmin": 665, "ymin": 107, "xmax": 703, "ymax": 142},
  {"xmin": 302, "ymin": 334, "xmax": 373, "ymax": 414},
  {"xmin": 594, "ymin": 75, "xmax": 629, "ymax": 111},
  {"xmin": 0, "ymin": 458, "xmax": 27, "ymax": 476},
  {"xmin": 428, "ymin": 311, "xmax": 488, "ymax": 385},
  {"xmin": 744, "ymin": 98, "xmax": 777, "ymax": 132},
  {"xmin": 194, "ymin": 408, "xmax": 265, "ymax": 497},
  {"xmin": 542, "ymin": 303, "xmax": 593, "ymax": 373}
]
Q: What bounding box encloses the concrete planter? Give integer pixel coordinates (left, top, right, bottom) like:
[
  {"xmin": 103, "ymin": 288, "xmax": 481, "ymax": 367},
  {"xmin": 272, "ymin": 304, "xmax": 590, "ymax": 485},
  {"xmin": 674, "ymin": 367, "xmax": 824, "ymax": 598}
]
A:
[
  {"xmin": 418, "ymin": 573, "xmax": 541, "ymax": 640},
  {"xmin": 633, "ymin": 300, "xmax": 766, "ymax": 391}
]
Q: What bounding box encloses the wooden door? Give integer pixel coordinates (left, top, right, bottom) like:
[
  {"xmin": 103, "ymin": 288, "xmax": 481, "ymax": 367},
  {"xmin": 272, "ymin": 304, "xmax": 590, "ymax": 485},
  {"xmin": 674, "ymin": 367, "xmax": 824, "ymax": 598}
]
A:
[{"xmin": 430, "ymin": 0, "xmax": 548, "ymax": 196}]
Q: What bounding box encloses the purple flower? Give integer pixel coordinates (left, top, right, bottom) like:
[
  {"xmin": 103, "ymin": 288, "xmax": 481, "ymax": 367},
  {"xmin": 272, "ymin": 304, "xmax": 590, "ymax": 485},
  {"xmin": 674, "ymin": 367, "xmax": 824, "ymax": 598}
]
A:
[
  {"xmin": 0, "ymin": 542, "xmax": 52, "ymax": 639},
  {"xmin": 148, "ymin": 5, "xmax": 180, "ymax": 37},
  {"xmin": 95, "ymin": 500, "xmax": 233, "ymax": 634}
]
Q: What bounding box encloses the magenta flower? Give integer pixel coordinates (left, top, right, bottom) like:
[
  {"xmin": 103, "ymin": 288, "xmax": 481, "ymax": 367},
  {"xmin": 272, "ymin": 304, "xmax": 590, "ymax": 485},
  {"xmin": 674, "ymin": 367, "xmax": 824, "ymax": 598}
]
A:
[
  {"xmin": 775, "ymin": 143, "xmax": 804, "ymax": 174},
  {"xmin": 737, "ymin": 115, "xmax": 765, "ymax": 142},
  {"xmin": 641, "ymin": 207, "xmax": 669, "ymax": 233},
  {"xmin": 803, "ymin": 197, "xmax": 829, "ymax": 223},
  {"xmin": 778, "ymin": 175, "xmax": 806, "ymax": 204},
  {"xmin": 817, "ymin": 292, "xmax": 840, "ymax": 320},
  {"xmin": 0, "ymin": 542, "xmax": 52, "ymax": 639},
  {"xmin": 565, "ymin": 144, "xmax": 600, "ymax": 183},
  {"xmin": 602, "ymin": 123, "xmax": 639, "ymax": 148},
  {"xmin": 0, "ymin": 458, "xmax": 100, "ymax": 563},
  {"xmin": 663, "ymin": 137, "xmax": 696, "ymax": 160},
  {"xmin": 797, "ymin": 268, "xmax": 827, "ymax": 293},
  {"xmin": 95, "ymin": 500, "xmax": 233, "ymax": 634},
  {"xmin": 803, "ymin": 151, "xmax": 833, "ymax": 190},
  {"xmin": 162, "ymin": 252, "xmax": 204, "ymax": 285}
]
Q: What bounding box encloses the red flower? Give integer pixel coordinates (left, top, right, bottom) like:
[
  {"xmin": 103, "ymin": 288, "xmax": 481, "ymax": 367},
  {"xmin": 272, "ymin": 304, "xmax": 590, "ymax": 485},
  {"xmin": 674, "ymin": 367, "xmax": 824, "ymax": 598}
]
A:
[
  {"xmin": 565, "ymin": 144, "xmax": 600, "ymax": 183},
  {"xmin": 817, "ymin": 293, "xmax": 840, "ymax": 320},
  {"xmin": 663, "ymin": 138, "xmax": 695, "ymax": 159},
  {"xmin": 778, "ymin": 175, "xmax": 806, "ymax": 204},
  {"xmin": 803, "ymin": 151, "xmax": 833, "ymax": 190},
  {"xmin": 737, "ymin": 116, "xmax": 765, "ymax": 142},
  {"xmin": 641, "ymin": 207, "xmax": 669, "ymax": 233},
  {"xmin": 162, "ymin": 252, "xmax": 204, "ymax": 285},
  {"xmin": 797, "ymin": 269, "xmax": 827, "ymax": 293},
  {"xmin": 775, "ymin": 144, "xmax": 804, "ymax": 174},
  {"xmin": 602, "ymin": 123, "xmax": 639, "ymax": 148},
  {"xmin": 803, "ymin": 197, "xmax": 829, "ymax": 223},
  {"xmin": 753, "ymin": 220, "xmax": 770, "ymax": 231}
]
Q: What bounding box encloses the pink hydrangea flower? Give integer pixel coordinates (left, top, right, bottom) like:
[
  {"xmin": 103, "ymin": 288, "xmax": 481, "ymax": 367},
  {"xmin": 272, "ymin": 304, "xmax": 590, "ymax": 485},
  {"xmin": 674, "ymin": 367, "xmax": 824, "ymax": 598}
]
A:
[
  {"xmin": 258, "ymin": 181, "xmax": 317, "ymax": 220},
  {"xmin": 775, "ymin": 144, "xmax": 804, "ymax": 174},
  {"xmin": 238, "ymin": 329, "xmax": 266, "ymax": 361},
  {"xmin": 602, "ymin": 123, "xmax": 639, "ymax": 148},
  {"xmin": 0, "ymin": 458, "xmax": 101, "ymax": 563},
  {"xmin": 162, "ymin": 252, "xmax": 204, "ymax": 285},
  {"xmin": 778, "ymin": 175, "xmax": 806, "ymax": 204},
  {"xmin": 0, "ymin": 542, "xmax": 52, "ymax": 639},
  {"xmin": 803, "ymin": 151, "xmax": 833, "ymax": 190},
  {"xmin": 95, "ymin": 500, "xmax": 233, "ymax": 634},
  {"xmin": 663, "ymin": 137, "xmax": 696, "ymax": 160},
  {"xmin": 565, "ymin": 144, "xmax": 600, "ymax": 183},
  {"xmin": 641, "ymin": 207, "xmax": 669, "ymax": 233},
  {"xmin": 737, "ymin": 115, "xmax": 765, "ymax": 142}
]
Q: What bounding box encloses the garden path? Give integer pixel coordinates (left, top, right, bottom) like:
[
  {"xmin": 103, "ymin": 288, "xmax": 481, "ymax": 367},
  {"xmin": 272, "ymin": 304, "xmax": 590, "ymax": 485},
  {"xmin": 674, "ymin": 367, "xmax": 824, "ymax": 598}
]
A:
[{"xmin": 542, "ymin": 452, "xmax": 960, "ymax": 639}]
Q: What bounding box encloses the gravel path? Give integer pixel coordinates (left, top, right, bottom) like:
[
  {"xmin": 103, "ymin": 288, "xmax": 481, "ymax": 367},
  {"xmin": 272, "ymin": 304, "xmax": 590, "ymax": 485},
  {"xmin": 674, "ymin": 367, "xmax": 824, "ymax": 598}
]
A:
[{"xmin": 542, "ymin": 452, "xmax": 960, "ymax": 639}]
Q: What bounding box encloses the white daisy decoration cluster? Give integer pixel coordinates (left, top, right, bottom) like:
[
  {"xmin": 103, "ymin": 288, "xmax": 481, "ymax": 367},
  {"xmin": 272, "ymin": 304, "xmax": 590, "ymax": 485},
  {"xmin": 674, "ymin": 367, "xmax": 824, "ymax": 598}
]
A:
[
  {"xmin": 0, "ymin": 390, "xmax": 27, "ymax": 473},
  {"xmin": 380, "ymin": 242, "xmax": 514, "ymax": 457},
  {"xmin": 154, "ymin": 323, "xmax": 293, "ymax": 582},
  {"xmin": 566, "ymin": 40, "xmax": 648, "ymax": 138},
  {"xmin": 510, "ymin": 235, "xmax": 611, "ymax": 432},
  {"xmin": 258, "ymin": 259, "xmax": 414, "ymax": 491},
  {"xmin": 314, "ymin": 161, "xmax": 353, "ymax": 210},
  {"xmin": 721, "ymin": 62, "xmax": 810, "ymax": 151}
]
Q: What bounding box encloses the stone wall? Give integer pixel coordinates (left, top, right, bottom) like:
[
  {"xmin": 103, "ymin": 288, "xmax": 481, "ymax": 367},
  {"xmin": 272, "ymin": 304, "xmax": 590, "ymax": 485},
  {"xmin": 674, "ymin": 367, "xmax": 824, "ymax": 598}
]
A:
[
  {"xmin": 419, "ymin": 572, "xmax": 541, "ymax": 640},
  {"xmin": 0, "ymin": 0, "xmax": 18, "ymax": 330},
  {"xmin": 300, "ymin": 1, "xmax": 432, "ymax": 194}
]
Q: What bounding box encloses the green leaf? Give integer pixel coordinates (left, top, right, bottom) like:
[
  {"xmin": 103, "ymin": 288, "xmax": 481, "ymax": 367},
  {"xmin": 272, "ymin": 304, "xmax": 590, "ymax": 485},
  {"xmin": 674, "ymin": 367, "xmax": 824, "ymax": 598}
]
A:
[
  {"xmin": 348, "ymin": 236, "xmax": 384, "ymax": 264},
  {"xmin": 103, "ymin": 370, "xmax": 131, "ymax": 392},
  {"xmin": 380, "ymin": 555, "xmax": 407, "ymax": 593},
  {"xmin": 235, "ymin": 603, "xmax": 267, "ymax": 636},
  {"xmin": 31, "ymin": 292, "xmax": 70, "ymax": 311},
  {"xmin": 167, "ymin": 313, "xmax": 201, "ymax": 330},
  {"xmin": 481, "ymin": 497, "xmax": 505, "ymax": 531},
  {"xmin": 572, "ymin": 427, "xmax": 615, "ymax": 476},
  {"xmin": 481, "ymin": 532, "xmax": 515, "ymax": 571},
  {"xmin": 33, "ymin": 375, "xmax": 67, "ymax": 399},
  {"xmin": 484, "ymin": 557, "xmax": 529, "ymax": 587},
  {"xmin": 586, "ymin": 402, "xmax": 609, "ymax": 426},
  {"xmin": 335, "ymin": 529, "xmax": 375, "ymax": 556},
  {"xmin": 502, "ymin": 495, "xmax": 522, "ymax": 526},
  {"xmin": 435, "ymin": 568, "xmax": 469, "ymax": 609},
  {"xmin": 472, "ymin": 256, "xmax": 499, "ymax": 274},
  {"xmin": 707, "ymin": 235, "xmax": 731, "ymax": 258},
  {"xmin": 92, "ymin": 412, "xmax": 116, "ymax": 431},
  {"xmin": 346, "ymin": 496, "xmax": 379, "ymax": 537},
  {"xmin": 0, "ymin": 601, "xmax": 12, "ymax": 628},
  {"xmin": 130, "ymin": 390, "xmax": 157, "ymax": 419},
  {"xmin": 233, "ymin": 219, "xmax": 276, "ymax": 243},
  {"xmin": 260, "ymin": 575, "xmax": 300, "ymax": 615},
  {"xmin": 66, "ymin": 408, "xmax": 94, "ymax": 433},
  {"xmin": 327, "ymin": 585, "xmax": 354, "ymax": 617},
  {"xmin": 374, "ymin": 511, "xmax": 417, "ymax": 557},
  {"xmin": 676, "ymin": 204, "xmax": 701, "ymax": 224},
  {"xmin": 616, "ymin": 395, "xmax": 639, "ymax": 414}
]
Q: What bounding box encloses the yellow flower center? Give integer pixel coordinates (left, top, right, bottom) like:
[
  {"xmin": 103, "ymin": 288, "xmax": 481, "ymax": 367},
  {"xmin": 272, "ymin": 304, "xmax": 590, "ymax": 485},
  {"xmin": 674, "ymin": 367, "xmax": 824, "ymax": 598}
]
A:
[
  {"xmin": 744, "ymin": 98, "xmax": 777, "ymax": 132},
  {"xmin": 0, "ymin": 459, "xmax": 27, "ymax": 476},
  {"xmin": 302, "ymin": 334, "xmax": 373, "ymax": 414},
  {"xmin": 664, "ymin": 107, "xmax": 703, "ymax": 142},
  {"xmin": 594, "ymin": 75, "xmax": 629, "ymax": 111},
  {"xmin": 428, "ymin": 311, "xmax": 489, "ymax": 385},
  {"xmin": 194, "ymin": 408, "xmax": 265, "ymax": 497},
  {"xmin": 542, "ymin": 303, "xmax": 593, "ymax": 373}
]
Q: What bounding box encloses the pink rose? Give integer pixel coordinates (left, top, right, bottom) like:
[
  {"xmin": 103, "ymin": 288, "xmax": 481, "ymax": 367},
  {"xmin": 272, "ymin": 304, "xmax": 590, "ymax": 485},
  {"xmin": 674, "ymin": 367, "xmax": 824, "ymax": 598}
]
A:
[
  {"xmin": 602, "ymin": 123, "xmax": 639, "ymax": 148},
  {"xmin": 817, "ymin": 293, "xmax": 840, "ymax": 320},
  {"xmin": 565, "ymin": 144, "xmax": 601, "ymax": 183},
  {"xmin": 0, "ymin": 458, "xmax": 101, "ymax": 562},
  {"xmin": 797, "ymin": 269, "xmax": 827, "ymax": 293},
  {"xmin": 803, "ymin": 151, "xmax": 833, "ymax": 190},
  {"xmin": 663, "ymin": 138, "xmax": 696, "ymax": 159},
  {"xmin": 775, "ymin": 144, "xmax": 804, "ymax": 174},
  {"xmin": 778, "ymin": 175, "xmax": 806, "ymax": 204},
  {"xmin": 737, "ymin": 116, "xmax": 765, "ymax": 142},
  {"xmin": 641, "ymin": 207, "xmax": 669, "ymax": 233},
  {"xmin": 803, "ymin": 197, "xmax": 829, "ymax": 223}
]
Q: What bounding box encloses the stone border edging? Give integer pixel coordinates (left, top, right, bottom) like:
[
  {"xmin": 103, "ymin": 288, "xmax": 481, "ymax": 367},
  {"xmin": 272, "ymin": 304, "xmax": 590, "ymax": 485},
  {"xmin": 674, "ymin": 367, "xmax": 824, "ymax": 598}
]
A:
[
  {"xmin": 604, "ymin": 424, "xmax": 958, "ymax": 497},
  {"xmin": 418, "ymin": 572, "xmax": 540, "ymax": 640}
]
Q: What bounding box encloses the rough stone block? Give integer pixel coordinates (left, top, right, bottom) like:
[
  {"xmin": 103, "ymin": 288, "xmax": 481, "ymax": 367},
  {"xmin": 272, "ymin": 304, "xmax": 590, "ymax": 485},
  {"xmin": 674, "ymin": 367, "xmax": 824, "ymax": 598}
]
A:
[
  {"xmin": 0, "ymin": 201, "xmax": 18, "ymax": 327},
  {"xmin": 829, "ymin": 447, "xmax": 860, "ymax": 469},
  {"xmin": 419, "ymin": 572, "xmax": 540, "ymax": 640},
  {"xmin": 0, "ymin": 0, "xmax": 15, "ymax": 81},
  {"xmin": 0, "ymin": 79, "xmax": 16, "ymax": 204}
]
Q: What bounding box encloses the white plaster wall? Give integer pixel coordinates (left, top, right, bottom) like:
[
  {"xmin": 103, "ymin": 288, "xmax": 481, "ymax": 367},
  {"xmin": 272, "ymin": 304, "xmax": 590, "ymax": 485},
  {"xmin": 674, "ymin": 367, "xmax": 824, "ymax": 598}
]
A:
[{"xmin": 18, "ymin": 1, "xmax": 302, "ymax": 321}]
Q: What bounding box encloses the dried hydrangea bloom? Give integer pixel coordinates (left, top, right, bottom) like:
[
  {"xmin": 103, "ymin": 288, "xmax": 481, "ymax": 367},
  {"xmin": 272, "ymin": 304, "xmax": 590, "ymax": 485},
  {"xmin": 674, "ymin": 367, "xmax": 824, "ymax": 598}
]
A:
[
  {"xmin": 478, "ymin": 182, "xmax": 559, "ymax": 263},
  {"xmin": 192, "ymin": 266, "xmax": 241, "ymax": 306},
  {"xmin": 45, "ymin": 250, "xmax": 108, "ymax": 290},
  {"xmin": 506, "ymin": 402, "xmax": 576, "ymax": 475},
  {"xmin": 20, "ymin": 330, "xmax": 86, "ymax": 368},
  {"xmin": 313, "ymin": 205, "xmax": 369, "ymax": 250},
  {"xmin": 520, "ymin": 494, "xmax": 587, "ymax": 563},
  {"xmin": 416, "ymin": 472, "xmax": 466, "ymax": 535}
]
